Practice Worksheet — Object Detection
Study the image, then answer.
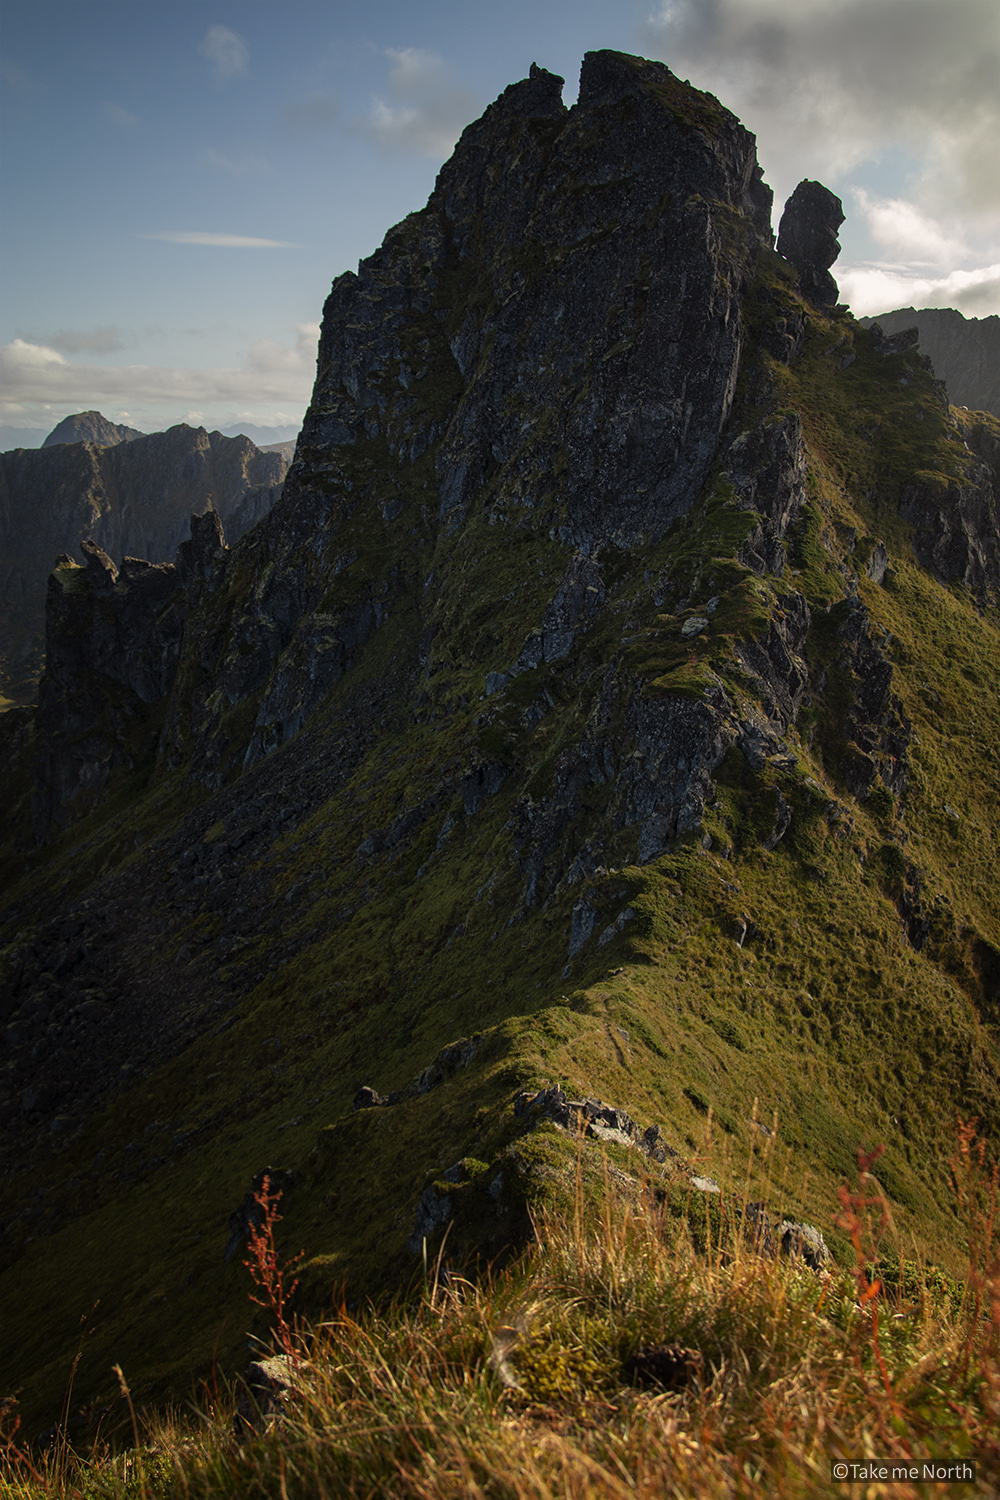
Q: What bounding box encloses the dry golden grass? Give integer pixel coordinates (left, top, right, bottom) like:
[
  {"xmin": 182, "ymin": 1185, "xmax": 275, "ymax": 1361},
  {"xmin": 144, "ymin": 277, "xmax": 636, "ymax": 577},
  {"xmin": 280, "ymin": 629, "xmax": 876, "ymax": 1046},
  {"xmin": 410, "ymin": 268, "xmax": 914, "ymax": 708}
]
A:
[{"xmin": 3, "ymin": 1123, "xmax": 997, "ymax": 1499}]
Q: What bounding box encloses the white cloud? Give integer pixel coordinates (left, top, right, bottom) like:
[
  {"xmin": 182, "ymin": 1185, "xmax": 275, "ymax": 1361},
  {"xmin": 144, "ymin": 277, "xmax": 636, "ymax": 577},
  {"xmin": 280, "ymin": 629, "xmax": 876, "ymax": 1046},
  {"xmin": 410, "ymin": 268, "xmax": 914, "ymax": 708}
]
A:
[
  {"xmin": 101, "ymin": 101, "xmax": 139, "ymax": 129},
  {"xmin": 203, "ymin": 147, "xmax": 274, "ymax": 177},
  {"xmin": 2, "ymin": 339, "xmax": 68, "ymax": 374},
  {"xmin": 247, "ymin": 324, "xmax": 320, "ymax": 374},
  {"xmin": 138, "ymin": 231, "xmax": 299, "ymax": 248},
  {"xmin": 198, "ymin": 24, "xmax": 249, "ymax": 82},
  {"xmin": 0, "ymin": 325, "xmax": 320, "ymax": 428},
  {"xmin": 359, "ymin": 47, "xmax": 478, "ymax": 159},
  {"xmin": 641, "ymin": 0, "xmax": 1000, "ymax": 220},
  {"xmin": 852, "ymin": 191, "xmax": 969, "ymax": 267},
  {"xmin": 837, "ymin": 261, "xmax": 1000, "ymax": 317}
]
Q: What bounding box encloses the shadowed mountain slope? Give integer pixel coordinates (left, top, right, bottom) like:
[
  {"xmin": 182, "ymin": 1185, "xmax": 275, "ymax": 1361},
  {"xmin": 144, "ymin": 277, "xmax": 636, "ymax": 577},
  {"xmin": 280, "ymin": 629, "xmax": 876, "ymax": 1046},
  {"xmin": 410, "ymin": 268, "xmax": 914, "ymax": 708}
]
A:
[
  {"xmin": 0, "ymin": 426, "xmax": 288, "ymax": 703},
  {"xmin": 0, "ymin": 50, "xmax": 998, "ymax": 1435}
]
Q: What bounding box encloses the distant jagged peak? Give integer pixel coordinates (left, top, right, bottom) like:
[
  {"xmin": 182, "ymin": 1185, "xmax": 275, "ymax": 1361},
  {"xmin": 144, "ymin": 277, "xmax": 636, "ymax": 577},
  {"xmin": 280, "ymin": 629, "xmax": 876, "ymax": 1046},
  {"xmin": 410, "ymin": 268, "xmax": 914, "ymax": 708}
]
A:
[
  {"xmin": 858, "ymin": 306, "xmax": 1000, "ymax": 418},
  {"xmin": 867, "ymin": 305, "xmax": 999, "ymax": 329},
  {"xmin": 42, "ymin": 410, "xmax": 146, "ymax": 448}
]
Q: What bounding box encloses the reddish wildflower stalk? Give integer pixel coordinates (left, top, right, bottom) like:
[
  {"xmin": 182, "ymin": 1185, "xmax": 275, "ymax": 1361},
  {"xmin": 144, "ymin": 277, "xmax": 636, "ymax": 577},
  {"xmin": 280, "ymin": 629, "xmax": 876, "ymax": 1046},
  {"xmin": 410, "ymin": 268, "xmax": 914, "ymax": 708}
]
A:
[
  {"xmin": 833, "ymin": 1143, "xmax": 907, "ymax": 1444},
  {"xmin": 243, "ymin": 1176, "xmax": 304, "ymax": 1362}
]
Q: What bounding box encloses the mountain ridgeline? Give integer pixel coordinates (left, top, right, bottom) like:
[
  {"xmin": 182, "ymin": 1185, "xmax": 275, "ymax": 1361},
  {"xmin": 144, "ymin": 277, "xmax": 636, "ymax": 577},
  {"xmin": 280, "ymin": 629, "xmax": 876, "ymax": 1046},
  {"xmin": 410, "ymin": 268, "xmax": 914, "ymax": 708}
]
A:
[
  {"xmin": 860, "ymin": 306, "xmax": 1000, "ymax": 420},
  {"xmin": 2, "ymin": 51, "xmax": 1000, "ymax": 1431}
]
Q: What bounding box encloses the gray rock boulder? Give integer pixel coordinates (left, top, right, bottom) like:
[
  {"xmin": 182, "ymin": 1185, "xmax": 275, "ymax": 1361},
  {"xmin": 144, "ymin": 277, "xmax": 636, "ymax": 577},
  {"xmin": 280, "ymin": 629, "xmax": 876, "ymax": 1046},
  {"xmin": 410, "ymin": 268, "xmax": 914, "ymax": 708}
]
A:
[
  {"xmin": 233, "ymin": 1355, "xmax": 301, "ymax": 1436},
  {"xmin": 778, "ymin": 1219, "xmax": 831, "ymax": 1269}
]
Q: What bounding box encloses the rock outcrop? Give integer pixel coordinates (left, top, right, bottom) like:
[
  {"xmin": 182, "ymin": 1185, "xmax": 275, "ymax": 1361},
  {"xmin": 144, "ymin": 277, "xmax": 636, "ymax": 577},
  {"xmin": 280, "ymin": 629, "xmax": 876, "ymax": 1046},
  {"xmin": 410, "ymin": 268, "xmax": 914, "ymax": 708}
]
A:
[
  {"xmin": 0, "ymin": 425, "xmax": 288, "ymax": 701},
  {"xmin": 776, "ymin": 180, "xmax": 845, "ymax": 310},
  {"xmin": 31, "ymin": 512, "xmax": 228, "ymax": 840},
  {"xmin": 899, "ymin": 406, "xmax": 1000, "ymax": 599}
]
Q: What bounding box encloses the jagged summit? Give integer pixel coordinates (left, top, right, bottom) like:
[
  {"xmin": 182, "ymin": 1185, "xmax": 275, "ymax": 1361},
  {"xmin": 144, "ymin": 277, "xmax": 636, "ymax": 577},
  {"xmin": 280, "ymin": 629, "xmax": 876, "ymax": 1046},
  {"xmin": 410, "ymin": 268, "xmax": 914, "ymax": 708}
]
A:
[
  {"xmin": 1, "ymin": 52, "xmax": 999, "ymax": 1435},
  {"xmin": 41, "ymin": 410, "xmax": 145, "ymax": 448}
]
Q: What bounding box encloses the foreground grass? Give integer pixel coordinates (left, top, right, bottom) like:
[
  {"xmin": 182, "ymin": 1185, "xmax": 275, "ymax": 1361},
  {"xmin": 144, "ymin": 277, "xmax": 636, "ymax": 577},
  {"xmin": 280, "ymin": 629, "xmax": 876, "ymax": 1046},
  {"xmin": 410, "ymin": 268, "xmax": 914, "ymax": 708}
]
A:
[{"xmin": 4, "ymin": 1124, "xmax": 997, "ymax": 1499}]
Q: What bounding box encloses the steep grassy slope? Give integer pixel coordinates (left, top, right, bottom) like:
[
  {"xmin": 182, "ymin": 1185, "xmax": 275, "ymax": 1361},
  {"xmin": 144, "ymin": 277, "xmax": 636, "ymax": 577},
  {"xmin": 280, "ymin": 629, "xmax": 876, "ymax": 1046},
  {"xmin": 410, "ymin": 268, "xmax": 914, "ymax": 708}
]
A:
[{"xmin": 0, "ymin": 53, "xmax": 998, "ymax": 1439}]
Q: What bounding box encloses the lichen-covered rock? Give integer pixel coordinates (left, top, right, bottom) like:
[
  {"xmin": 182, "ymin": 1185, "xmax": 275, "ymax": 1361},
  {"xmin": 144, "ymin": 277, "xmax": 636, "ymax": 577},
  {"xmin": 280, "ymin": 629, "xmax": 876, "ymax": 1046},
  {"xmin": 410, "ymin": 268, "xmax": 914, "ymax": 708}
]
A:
[
  {"xmin": 728, "ymin": 413, "xmax": 807, "ymax": 576},
  {"xmin": 233, "ymin": 1355, "xmax": 301, "ymax": 1436},
  {"xmin": 778, "ymin": 1219, "xmax": 831, "ymax": 1270},
  {"xmin": 869, "ymin": 321, "xmax": 920, "ymax": 357}
]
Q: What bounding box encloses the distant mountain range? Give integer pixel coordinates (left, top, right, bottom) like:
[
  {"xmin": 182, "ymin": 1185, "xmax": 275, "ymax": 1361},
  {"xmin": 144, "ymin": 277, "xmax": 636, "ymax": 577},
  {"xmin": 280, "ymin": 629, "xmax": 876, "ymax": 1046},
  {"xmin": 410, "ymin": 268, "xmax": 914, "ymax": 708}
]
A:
[
  {"xmin": 258, "ymin": 438, "xmax": 298, "ymax": 464},
  {"xmin": 0, "ymin": 416, "xmax": 290, "ymax": 703},
  {"xmin": 860, "ymin": 307, "xmax": 999, "ymax": 417},
  {"xmin": 0, "ymin": 417, "xmax": 302, "ymax": 451}
]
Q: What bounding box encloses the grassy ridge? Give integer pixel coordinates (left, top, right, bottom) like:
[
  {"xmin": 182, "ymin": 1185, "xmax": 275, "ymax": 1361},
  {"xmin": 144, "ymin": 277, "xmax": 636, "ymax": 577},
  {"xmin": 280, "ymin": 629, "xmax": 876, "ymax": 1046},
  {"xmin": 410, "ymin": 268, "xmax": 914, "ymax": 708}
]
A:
[{"xmin": 2, "ymin": 244, "xmax": 999, "ymax": 1443}]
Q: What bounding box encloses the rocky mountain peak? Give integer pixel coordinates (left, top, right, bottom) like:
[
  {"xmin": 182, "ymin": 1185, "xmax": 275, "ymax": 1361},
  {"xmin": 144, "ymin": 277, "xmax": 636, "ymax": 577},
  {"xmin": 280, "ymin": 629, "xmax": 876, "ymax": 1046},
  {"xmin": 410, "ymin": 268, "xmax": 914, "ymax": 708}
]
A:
[
  {"xmin": 859, "ymin": 305, "xmax": 1000, "ymax": 418},
  {"xmin": 42, "ymin": 410, "xmax": 145, "ymax": 448},
  {"xmin": 0, "ymin": 424, "xmax": 290, "ymax": 703}
]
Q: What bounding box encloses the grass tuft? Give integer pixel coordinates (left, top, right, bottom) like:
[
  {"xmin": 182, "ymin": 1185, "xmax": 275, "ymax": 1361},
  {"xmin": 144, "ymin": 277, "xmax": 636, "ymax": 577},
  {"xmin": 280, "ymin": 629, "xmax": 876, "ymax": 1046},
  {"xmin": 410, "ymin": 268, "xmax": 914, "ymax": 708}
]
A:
[{"xmin": 4, "ymin": 1121, "xmax": 997, "ymax": 1498}]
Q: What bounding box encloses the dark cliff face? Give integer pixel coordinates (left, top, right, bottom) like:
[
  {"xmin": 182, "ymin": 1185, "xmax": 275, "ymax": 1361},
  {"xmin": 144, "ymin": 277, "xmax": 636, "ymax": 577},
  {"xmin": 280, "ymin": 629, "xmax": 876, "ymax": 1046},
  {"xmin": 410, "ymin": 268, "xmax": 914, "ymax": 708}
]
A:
[
  {"xmin": 31, "ymin": 515, "xmax": 228, "ymax": 840},
  {"xmin": 308, "ymin": 50, "xmax": 771, "ymax": 560},
  {"xmin": 0, "ymin": 425, "xmax": 287, "ymax": 702},
  {"xmin": 3, "ymin": 50, "xmax": 1000, "ymax": 1433},
  {"xmin": 158, "ymin": 51, "xmax": 774, "ymax": 785}
]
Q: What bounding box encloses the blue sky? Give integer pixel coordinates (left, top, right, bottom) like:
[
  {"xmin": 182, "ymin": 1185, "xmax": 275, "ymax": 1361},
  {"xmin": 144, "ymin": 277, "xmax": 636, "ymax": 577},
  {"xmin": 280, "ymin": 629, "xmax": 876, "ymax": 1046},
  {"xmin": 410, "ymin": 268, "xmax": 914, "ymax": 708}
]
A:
[{"xmin": 2, "ymin": 0, "xmax": 998, "ymax": 447}]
